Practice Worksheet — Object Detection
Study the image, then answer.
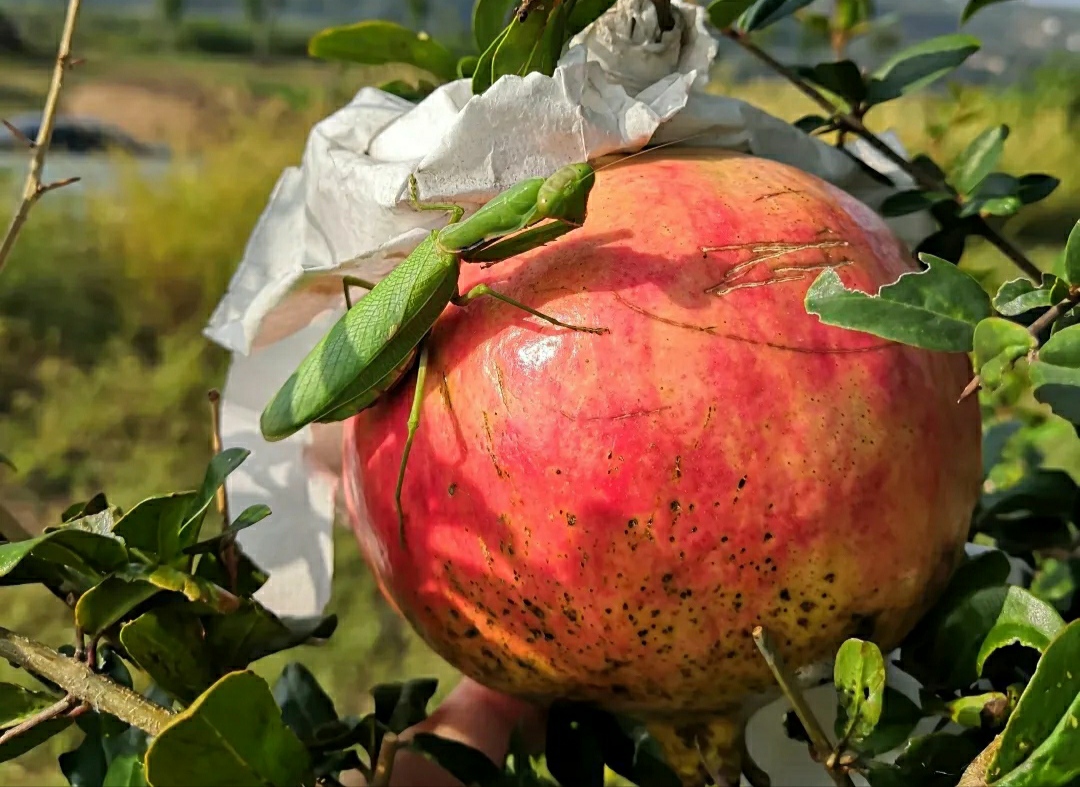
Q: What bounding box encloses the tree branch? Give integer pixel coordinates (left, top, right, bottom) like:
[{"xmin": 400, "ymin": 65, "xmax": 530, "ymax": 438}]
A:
[
  {"xmin": 0, "ymin": 626, "xmax": 173, "ymax": 736},
  {"xmin": 0, "ymin": 0, "xmax": 83, "ymax": 276},
  {"xmin": 752, "ymin": 626, "xmax": 854, "ymax": 787},
  {"xmin": 724, "ymin": 29, "xmax": 1043, "ymax": 283}
]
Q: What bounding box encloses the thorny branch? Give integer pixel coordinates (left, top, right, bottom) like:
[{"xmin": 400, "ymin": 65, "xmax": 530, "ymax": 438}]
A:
[
  {"xmin": 0, "ymin": 626, "xmax": 173, "ymax": 737},
  {"xmin": 0, "ymin": 0, "xmax": 84, "ymax": 276},
  {"xmin": 723, "ymin": 29, "xmax": 1044, "ymax": 283},
  {"xmin": 958, "ymin": 290, "xmax": 1080, "ymax": 402}
]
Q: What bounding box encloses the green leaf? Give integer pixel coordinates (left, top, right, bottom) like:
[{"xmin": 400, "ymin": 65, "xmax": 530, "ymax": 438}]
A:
[
  {"xmin": 120, "ymin": 564, "xmax": 240, "ymax": 615},
  {"xmin": 972, "ymin": 317, "xmax": 1036, "ymax": 391},
  {"xmin": 178, "ymin": 448, "xmax": 250, "ymax": 550},
  {"xmin": 962, "ymin": 0, "xmax": 1018, "ymax": 24},
  {"xmin": 879, "ymin": 190, "xmax": 951, "ymax": 217},
  {"xmin": 736, "ymin": 0, "xmax": 816, "ymax": 32},
  {"xmin": 0, "ymin": 683, "xmax": 60, "ymax": 727},
  {"xmin": 120, "ymin": 608, "xmax": 219, "ymax": 705},
  {"xmin": 988, "ymin": 620, "xmax": 1080, "ymax": 785},
  {"xmin": 993, "ymin": 276, "xmax": 1065, "ymax": 317},
  {"xmin": 0, "ymin": 716, "xmax": 73, "ymax": 763},
  {"xmin": 1016, "ymin": 174, "xmax": 1060, "ymax": 206},
  {"xmin": 112, "ymin": 493, "xmax": 197, "ymax": 561},
  {"xmin": 184, "ymin": 505, "xmax": 272, "ymax": 556},
  {"xmin": 804, "ymin": 254, "xmax": 992, "ymax": 352},
  {"xmin": 0, "ymin": 529, "xmax": 127, "ymax": 582},
  {"xmin": 866, "ymin": 35, "xmax": 981, "ymax": 105},
  {"xmin": 307, "ymin": 21, "xmax": 459, "ymax": 82},
  {"xmin": 204, "ymin": 602, "xmax": 338, "ymax": 673},
  {"xmin": 75, "ymin": 577, "xmax": 162, "ymax": 638},
  {"xmin": 795, "ymin": 60, "xmax": 866, "ymax": 105},
  {"xmin": 793, "ymin": 114, "xmax": 831, "ymax": 134},
  {"xmin": 900, "ymin": 550, "xmax": 1013, "ymax": 686},
  {"xmin": 471, "ymin": 0, "xmax": 572, "ymax": 94},
  {"xmin": 103, "ymin": 755, "xmax": 147, "ymax": 787},
  {"xmin": 272, "ymin": 663, "xmax": 338, "ymax": 742},
  {"xmin": 849, "ymin": 688, "xmax": 924, "ymax": 756},
  {"xmin": 61, "ymin": 507, "xmax": 119, "ymax": 537},
  {"xmin": 407, "ymin": 733, "xmax": 504, "ymax": 785},
  {"xmin": 1064, "ymin": 219, "xmax": 1080, "ymax": 287},
  {"xmin": 951, "ymin": 125, "xmax": 1009, "ymax": 196},
  {"xmin": 473, "ymin": 0, "xmax": 517, "ymax": 51},
  {"xmin": 566, "ymin": 0, "xmax": 619, "ymax": 36},
  {"xmin": 943, "ymin": 586, "xmax": 1064, "ymax": 687},
  {"xmin": 144, "ymin": 671, "xmax": 313, "ymax": 787},
  {"xmin": 60, "ymin": 730, "xmax": 109, "ymax": 787},
  {"xmin": 195, "ymin": 546, "xmax": 268, "ymax": 598},
  {"xmin": 834, "ymin": 638, "xmax": 886, "ymax": 745},
  {"xmin": 945, "ymin": 692, "xmax": 1011, "ymax": 729},
  {"xmin": 706, "ymin": 0, "xmax": 756, "ymax": 29},
  {"xmin": 0, "ymin": 452, "xmax": 14, "ymax": 472},
  {"xmin": 1030, "ymin": 324, "xmax": 1080, "ymax": 424},
  {"xmin": 867, "ymin": 731, "xmax": 986, "ymax": 787},
  {"xmin": 372, "ymin": 678, "xmax": 439, "ymax": 732}
]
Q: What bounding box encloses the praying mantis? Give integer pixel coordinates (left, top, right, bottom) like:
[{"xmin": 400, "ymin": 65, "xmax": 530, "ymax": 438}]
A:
[{"xmin": 258, "ymin": 161, "xmax": 609, "ymax": 546}]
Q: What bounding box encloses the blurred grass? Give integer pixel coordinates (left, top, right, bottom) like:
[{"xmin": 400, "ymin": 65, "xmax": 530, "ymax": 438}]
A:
[{"xmin": 1, "ymin": 46, "xmax": 1080, "ymax": 783}]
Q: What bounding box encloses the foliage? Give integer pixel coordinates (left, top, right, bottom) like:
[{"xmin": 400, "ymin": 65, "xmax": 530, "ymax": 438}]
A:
[{"xmin": 1, "ymin": 0, "xmax": 1080, "ymax": 786}]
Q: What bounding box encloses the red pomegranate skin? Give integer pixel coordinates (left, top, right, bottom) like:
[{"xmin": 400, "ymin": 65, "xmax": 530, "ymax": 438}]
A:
[{"xmin": 342, "ymin": 148, "xmax": 982, "ymax": 717}]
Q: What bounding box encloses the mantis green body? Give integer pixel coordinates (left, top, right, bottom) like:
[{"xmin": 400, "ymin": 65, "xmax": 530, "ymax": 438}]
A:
[{"xmin": 259, "ymin": 162, "xmax": 606, "ymax": 545}]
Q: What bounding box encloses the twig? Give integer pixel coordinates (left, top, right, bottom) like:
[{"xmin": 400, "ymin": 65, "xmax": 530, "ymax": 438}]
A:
[
  {"xmin": 0, "ymin": 695, "xmax": 77, "ymax": 745},
  {"xmin": 371, "ymin": 733, "xmax": 401, "ymax": 787},
  {"xmin": 752, "ymin": 626, "xmax": 854, "ymax": 787},
  {"xmin": 0, "ymin": 626, "xmax": 173, "ymax": 736},
  {"xmin": 959, "ymin": 292, "xmax": 1080, "ymax": 402},
  {"xmin": 208, "ymin": 390, "xmax": 239, "ymax": 592},
  {"xmin": 0, "ymin": 0, "xmax": 84, "ymax": 276},
  {"xmin": 724, "ymin": 30, "xmax": 1043, "ymax": 283}
]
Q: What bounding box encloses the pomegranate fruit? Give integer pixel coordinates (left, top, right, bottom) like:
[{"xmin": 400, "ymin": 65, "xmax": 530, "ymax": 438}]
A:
[{"xmin": 342, "ymin": 148, "xmax": 982, "ymax": 783}]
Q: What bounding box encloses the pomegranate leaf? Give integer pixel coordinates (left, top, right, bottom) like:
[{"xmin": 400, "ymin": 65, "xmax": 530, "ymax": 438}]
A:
[
  {"xmin": 880, "ymin": 189, "xmax": 952, "ymax": 217},
  {"xmin": 177, "ymin": 447, "xmax": 250, "ymax": 551},
  {"xmin": 986, "ymin": 620, "xmax": 1080, "ymax": 786},
  {"xmin": 567, "ymin": 0, "xmax": 620, "ymax": 36},
  {"xmin": 993, "ymin": 275, "xmax": 1067, "ymax": 317},
  {"xmin": 74, "ymin": 576, "xmax": 162, "ymax": 637},
  {"xmin": 1063, "ymin": 219, "xmax": 1080, "ymax": 287},
  {"xmin": 472, "ymin": 0, "xmax": 572, "ymax": 94},
  {"xmin": 372, "ymin": 678, "xmax": 439, "ymax": 733},
  {"xmin": 307, "ymin": 21, "xmax": 459, "ymax": 82},
  {"xmin": 951, "ymin": 125, "xmax": 1010, "ymax": 197},
  {"xmin": 112, "ymin": 492, "xmax": 196, "ymax": 562},
  {"xmin": 473, "ymin": 0, "xmax": 518, "ymax": 52},
  {"xmin": 866, "ymin": 35, "xmax": 981, "ymax": 105},
  {"xmin": 407, "ymin": 733, "xmax": 505, "ymax": 784},
  {"xmin": 144, "ymin": 672, "xmax": 313, "ymax": 787},
  {"xmin": 0, "ymin": 529, "xmax": 128, "ymax": 584},
  {"xmin": 944, "ymin": 691, "xmax": 1011, "ymax": 729},
  {"xmin": 833, "ymin": 638, "xmax": 886, "ymax": 746},
  {"xmin": 972, "ymin": 317, "xmax": 1036, "ymax": 394},
  {"xmin": 120, "ymin": 608, "xmax": 219, "ymax": 705},
  {"xmin": 271, "ymin": 663, "xmax": 338, "ymax": 743},
  {"xmin": 0, "ymin": 683, "xmax": 61, "ymax": 728},
  {"xmin": 203, "ymin": 602, "xmax": 337, "ymax": 673},
  {"xmin": 195, "ymin": 544, "xmax": 269, "ymax": 598},
  {"xmin": 0, "ymin": 718, "xmax": 74, "ymax": 764},
  {"xmin": 961, "ymin": 0, "xmax": 1018, "ymax": 24},
  {"xmin": 101, "ymin": 756, "xmax": 147, "ymax": 787},
  {"xmin": 183, "ymin": 504, "xmax": 272, "ymax": 556},
  {"xmin": 843, "ymin": 688, "xmax": 924, "ymax": 756},
  {"xmin": 706, "ymin": 0, "xmax": 756, "ymax": 30},
  {"xmin": 804, "ymin": 253, "xmax": 992, "ymax": 353},
  {"xmin": 867, "ymin": 731, "xmax": 985, "ymax": 787},
  {"xmin": 795, "ymin": 60, "xmax": 866, "ymax": 106},
  {"xmin": 1030, "ymin": 324, "xmax": 1080, "ymax": 424},
  {"xmin": 735, "ymin": 0, "xmax": 816, "ymax": 32},
  {"xmin": 1016, "ymin": 174, "xmax": 1060, "ymax": 206}
]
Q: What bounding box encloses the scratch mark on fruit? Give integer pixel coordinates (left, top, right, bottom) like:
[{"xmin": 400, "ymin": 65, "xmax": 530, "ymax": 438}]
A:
[
  {"xmin": 613, "ymin": 293, "xmax": 890, "ymax": 354},
  {"xmin": 492, "ymin": 360, "xmax": 511, "ymax": 411},
  {"xmin": 703, "ymin": 237, "xmax": 853, "ymax": 296},
  {"xmin": 478, "ymin": 538, "xmax": 495, "ymax": 570},
  {"xmin": 694, "ymin": 404, "xmax": 716, "ymax": 449},
  {"xmin": 753, "ymin": 188, "xmax": 805, "ymax": 202},
  {"xmin": 709, "ymin": 260, "xmax": 854, "ymax": 297},
  {"xmin": 439, "ymin": 373, "xmax": 453, "ymax": 414},
  {"xmin": 558, "ymin": 404, "xmax": 671, "ymax": 421},
  {"xmin": 672, "ymin": 455, "xmax": 682, "ymax": 480},
  {"xmin": 482, "ymin": 411, "xmax": 509, "ymax": 479}
]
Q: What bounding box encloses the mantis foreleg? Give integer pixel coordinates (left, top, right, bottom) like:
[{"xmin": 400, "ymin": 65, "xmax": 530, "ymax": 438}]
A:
[
  {"xmin": 453, "ymin": 284, "xmax": 608, "ymax": 335},
  {"xmin": 408, "ymin": 175, "xmax": 465, "ymax": 224},
  {"xmin": 396, "ymin": 341, "xmax": 430, "ymax": 548}
]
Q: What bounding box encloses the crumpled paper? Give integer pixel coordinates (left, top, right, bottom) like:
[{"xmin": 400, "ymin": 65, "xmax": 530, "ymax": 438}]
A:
[{"xmin": 205, "ymin": 0, "xmax": 934, "ymax": 619}]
